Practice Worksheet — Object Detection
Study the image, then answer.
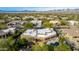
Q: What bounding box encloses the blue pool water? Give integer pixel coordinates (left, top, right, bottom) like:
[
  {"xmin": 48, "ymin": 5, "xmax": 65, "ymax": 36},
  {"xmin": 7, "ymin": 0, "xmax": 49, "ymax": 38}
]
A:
[{"xmin": 50, "ymin": 42, "xmax": 59, "ymax": 46}]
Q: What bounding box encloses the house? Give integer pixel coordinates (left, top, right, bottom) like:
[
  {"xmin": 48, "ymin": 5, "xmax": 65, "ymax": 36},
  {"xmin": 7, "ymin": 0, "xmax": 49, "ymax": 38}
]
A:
[
  {"xmin": 20, "ymin": 21, "xmax": 28, "ymax": 25},
  {"xmin": 66, "ymin": 38, "xmax": 79, "ymax": 51},
  {"xmin": 49, "ymin": 20, "xmax": 61, "ymax": 25},
  {"xmin": 23, "ymin": 16, "xmax": 34, "ymax": 20},
  {"xmin": 12, "ymin": 16, "xmax": 21, "ymax": 20},
  {"xmin": 47, "ymin": 17, "xmax": 53, "ymax": 20},
  {"xmin": 8, "ymin": 28, "xmax": 15, "ymax": 34},
  {"xmin": 21, "ymin": 28, "xmax": 57, "ymax": 41},
  {"xmin": 0, "ymin": 30, "xmax": 6, "ymax": 36},
  {"xmin": 7, "ymin": 20, "xmax": 27, "ymax": 28},
  {"xmin": 30, "ymin": 20, "xmax": 42, "ymax": 28},
  {"xmin": 61, "ymin": 27, "xmax": 79, "ymax": 38},
  {"xmin": 68, "ymin": 20, "xmax": 79, "ymax": 26},
  {"xmin": 2, "ymin": 27, "xmax": 15, "ymax": 35},
  {"xmin": 0, "ymin": 30, "xmax": 8, "ymax": 39},
  {"xmin": 60, "ymin": 27, "xmax": 79, "ymax": 50}
]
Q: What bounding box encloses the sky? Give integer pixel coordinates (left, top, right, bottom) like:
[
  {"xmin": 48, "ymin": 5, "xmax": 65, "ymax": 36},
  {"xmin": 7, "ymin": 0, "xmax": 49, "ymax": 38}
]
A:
[{"xmin": 0, "ymin": 7, "xmax": 79, "ymax": 11}]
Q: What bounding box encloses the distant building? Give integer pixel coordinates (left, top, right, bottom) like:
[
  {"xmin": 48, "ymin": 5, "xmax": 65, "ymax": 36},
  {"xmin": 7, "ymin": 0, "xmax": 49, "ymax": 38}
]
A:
[
  {"xmin": 30, "ymin": 19, "xmax": 42, "ymax": 28},
  {"xmin": 23, "ymin": 16, "xmax": 34, "ymax": 20},
  {"xmin": 0, "ymin": 27, "xmax": 15, "ymax": 38},
  {"xmin": 49, "ymin": 20, "xmax": 61, "ymax": 25},
  {"xmin": 12, "ymin": 16, "xmax": 21, "ymax": 20},
  {"xmin": 68, "ymin": 20, "xmax": 79, "ymax": 26},
  {"xmin": 2, "ymin": 27, "xmax": 15, "ymax": 34},
  {"xmin": 0, "ymin": 30, "xmax": 6, "ymax": 37},
  {"xmin": 7, "ymin": 20, "xmax": 27, "ymax": 28}
]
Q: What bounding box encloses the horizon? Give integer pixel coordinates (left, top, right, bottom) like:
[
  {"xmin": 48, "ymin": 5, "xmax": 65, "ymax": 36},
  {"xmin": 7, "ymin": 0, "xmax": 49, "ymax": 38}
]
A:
[{"xmin": 0, "ymin": 7, "xmax": 79, "ymax": 11}]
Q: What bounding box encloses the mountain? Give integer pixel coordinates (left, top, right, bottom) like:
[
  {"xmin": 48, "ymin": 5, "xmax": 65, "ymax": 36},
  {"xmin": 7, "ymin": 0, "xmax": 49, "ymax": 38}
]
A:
[{"xmin": 0, "ymin": 8, "xmax": 79, "ymax": 13}]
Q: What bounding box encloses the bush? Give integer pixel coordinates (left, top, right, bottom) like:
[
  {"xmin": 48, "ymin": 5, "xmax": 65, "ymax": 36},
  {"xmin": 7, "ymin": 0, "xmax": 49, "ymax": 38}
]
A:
[
  {"xmin": 47, "ymin": 45, "xmax": 54, "ymax": 51},
  {"xmin": 60, "ymin": 20, "xmax": 68, "ymax": 25},
  {"xmin": 54, "ymin": 44, "xmax": 71, "ymax": 51},
  {"xmin": 24, "ymin": 23, "xmax": 34, "ymax": 29},
  {"xmin": 0, "ymin": 23, "xmax": 7, "ymax": 29},
  {"xmin": 43, "ymin": 21, "xmax": 53, "ymax": 28},
  {"xmin": 32, "ymin": 44, "xmax": 48, "ymax": 51}
]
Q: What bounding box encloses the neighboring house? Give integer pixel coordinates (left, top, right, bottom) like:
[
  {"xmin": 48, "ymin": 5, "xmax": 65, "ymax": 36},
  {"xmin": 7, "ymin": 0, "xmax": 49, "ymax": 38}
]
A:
[
  {"xmin": 47, "ymin": 17, "xmax": 53, "ymax": 20},
  {"xmin": 49, "ymin": 20, "xmax": 61, "ymax": 25},
  {"xmin": 2, "ymin": 27, "xmax": 15, "ymax": 35},
  {"xmin": 60, "ymin": 16, "xmax": 68, "ymax": 20},
  {"xmin": 21, "ymin": 28, "xmax": 57, "ymax": 40},
  {"xmin": 38, "ymin": 16, "xmax": 46, "ymax": 19},
  {"xmin": 0, "ymin": 27, "xmax": 16, "ymax": 38},
  {"xmin": 30, "ymin": 20, "xmax": 42, "ymax": 28},
  {"xmin": 0, "ymin": 20, "xmax": 16, "ymax": 37},
  {"xmin": 23, "ymin": 16, "xmax": 34, "ymax": 20},
  {"xmin": 61, "ymin": 27, "xmax": 79, "ymax": 38},
  {"xmin": 66, "ymin": 38, "xmax": 79, "ymax": 51},
  {"xmin": 0, "ymin": 30, "xmax": 6, "ymax": 37},
  {"xmin": 7, "ymin": 21, "xmax": 18, "ymax": 28},
  {"xmin": 20, "ymin": 21, "xmax": 28, "ymax": 25},
  {"xmin": 12, "ymin": 16, "xmax": 21, "ymax": 20},
  {"xmin": 7, "ymin": 20, "xmax": 27, "ymax": 28},
  {"xmin": 60, "ymin": 27, "xmax": 79, "ymax": 50},
  {"xmin": 8, "ymin": 28, "xmax": 15, "ymax": 34},
  {"xmin": 68, "ymin": 20, "xmax": 79, "ymax": 26}
]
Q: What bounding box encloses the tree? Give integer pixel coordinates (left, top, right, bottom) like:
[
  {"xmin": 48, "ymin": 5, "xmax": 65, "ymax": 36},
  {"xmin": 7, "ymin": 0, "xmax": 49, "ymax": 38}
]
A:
[
  {"xmin": 60, "ymin": 20, "xmax": 68, "ymax": 25},
  {"xmin": 24, "ymin": 23, "xmax": 34, "ymax": 29},
  {"xmin": 25, "ymin": 18, "xmax": 33, "ymax": 21},
  {"xmin": 0, "ymin": 36, "xmax": 15, "ymax": 51},
  {"xmin": 6, "ymin": 36, "xmax": 15, "ymax": 50},
  {"xmin": 0, "ymin": 23, "xmax": 7, "ymax": 30},
  {"xmin": 32, "ymin": 44, "xmax": 48, "ymax": 51},
  {"xmin": 43, "ymin": 21, "xmax": 53, "ymax": 28},
  {"xmin": 53, "ymin": 36, "xmax": 71, "ymax": 51},
  {"xmin": 54, "ymin": 43, "xmax": 71, "ymax": 51},
  {"xmin": 59, "ymin": 36, "xmax": 66, "ymax": 44},
  {"xmin": 18, "ymin": 38, "xmax": 28, "ymax": 48},
  {"xmin": 7, "ymin": 36, "xmax": 15, "ymax": 46},
  {"xmin": 0, "ymin": 39, "xmax": 8, "ymax": 51},
  {"xmin": 47, "ymin": 45, "xmax": 54, "ymax": 51},
  {"xmin": 10, "ymin": 38, "xmax": 28, "ymax": 51},
  {"xmin": 41, "ymin": 44, "xmax": 48, "ymax": 51}
]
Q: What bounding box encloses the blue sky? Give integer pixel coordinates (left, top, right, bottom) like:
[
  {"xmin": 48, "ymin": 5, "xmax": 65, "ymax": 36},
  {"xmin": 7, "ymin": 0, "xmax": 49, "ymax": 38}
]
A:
[{"xmin": 0, "ymin": 7, "xmax": 79, "ymax": 11}]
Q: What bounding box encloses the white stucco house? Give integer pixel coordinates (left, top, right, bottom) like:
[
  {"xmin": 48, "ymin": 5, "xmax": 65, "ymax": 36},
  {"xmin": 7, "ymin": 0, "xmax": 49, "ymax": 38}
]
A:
[
  {"xmin": 0, "ymin": 27, "xmax": 15, "ymax": 38},
  {"xmin": 30, "ymin": 19, "xmax": 42, "ymax": 28},
  {"xmin": 49, "ymin": 20, "xmax": 61, "ymax": 25},
  {"xmin": 21, "ymin": 28, "xmax": 56, "ymax": 39},
  {"xmin": 68, "ymin": 20, "xmax": 79, "ymax": 26},
  {"xmin": 2, "ymin": 27, "xmax": 15, "ymax": 34}
]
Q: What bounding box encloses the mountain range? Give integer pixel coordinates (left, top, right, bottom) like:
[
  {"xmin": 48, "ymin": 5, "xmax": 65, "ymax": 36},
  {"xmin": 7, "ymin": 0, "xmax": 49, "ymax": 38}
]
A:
[{"xmin": 0, "ymin": 8, "xmax": 79, "ymax": 13}]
